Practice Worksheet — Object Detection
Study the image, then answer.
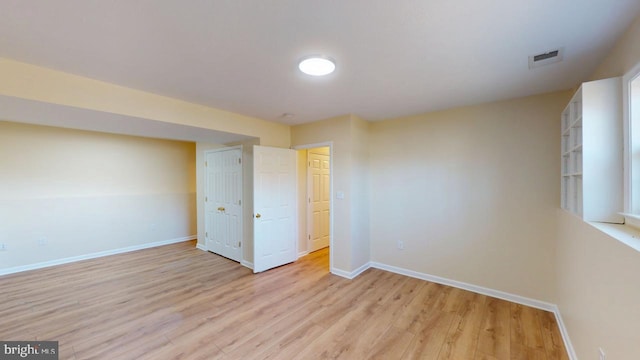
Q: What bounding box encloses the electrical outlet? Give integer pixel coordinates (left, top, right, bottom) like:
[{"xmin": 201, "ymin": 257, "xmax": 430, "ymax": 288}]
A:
[
  {"xmin": 0, "ymin": 243, "xmax": 6, "ymax": 251},
  {"xmin": 397, "ymin": 240, "xmax": 404, "ymax": 250},
  {"xmin": 599, "ymin": 348, "xmax": 606, "ymax": 360}
]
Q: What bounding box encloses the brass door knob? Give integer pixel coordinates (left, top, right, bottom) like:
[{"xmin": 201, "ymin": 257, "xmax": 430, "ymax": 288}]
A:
[
  {"xmin": 255, "ymin": 213, "xmax": 261, "ymax": 218},
  {"xmin": 218, "ymin": 207, "xmax": 225, "ymax": 211}
]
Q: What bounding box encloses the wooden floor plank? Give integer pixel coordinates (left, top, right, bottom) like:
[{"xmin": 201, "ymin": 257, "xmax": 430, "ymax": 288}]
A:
[
  {"xmin": 511, "ymin": 303, "xmax": 546, "ymax": 353},
  {"xmin": 476, "ymin": 298, "xmax": 511, "ymax": 360},
  {"xmin": 438, "ymin": 292, "xmax": 487, "ymax": 359},
  {"xmin": 540, "ymin": 310, "xmax": 570, "ymax": 360},
  {"xmin": 400, "ymin": 310, "xmax": 456, "ymax": 359},
  {"xmin": 366, "ymin": 325, "xmax": 415, "ymax": 359},
  {"xmin": 0, "ymin": 241, "xmax": 569, "ymax": 360}
]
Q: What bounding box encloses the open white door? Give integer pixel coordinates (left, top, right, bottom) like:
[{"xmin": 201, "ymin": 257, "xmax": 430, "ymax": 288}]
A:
[{"xmin": 253, "ymin": 145, "xmax": 297, "ymax": 273}]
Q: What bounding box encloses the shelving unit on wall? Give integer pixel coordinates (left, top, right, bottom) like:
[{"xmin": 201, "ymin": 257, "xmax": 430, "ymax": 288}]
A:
[{"xmin": 560, "ymin": 77, "xmax": 623, "ymax": 223}]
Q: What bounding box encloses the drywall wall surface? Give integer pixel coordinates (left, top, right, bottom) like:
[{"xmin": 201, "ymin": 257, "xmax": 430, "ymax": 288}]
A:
[
  {"xmin": 349, "ymin": 115, "xmax": 371, "ymax": 271},
  {"xmin": 556, "ymin": 210, "xmax": 640, "ymax": 360},
  {"xmin": 0, "ymin": 121, "xmax": 196, "ymax": 270},
  {"xmin": 0, "ymin": 58, "xmax": 290, "ymax": 147},
  {"xmin": 590, "ymin": 14, "xmax": 640, "ymax": 81},
  {"xmin": 370, "ymin": 91, "xmax": 571, "ymax": 302},
  {"xmin": 555, "ymin": 12, "xmax": 640, "ymax": 359},
  {"xmin": 291, "ymin": 115, "xmax": 353, "ymax": 273}
]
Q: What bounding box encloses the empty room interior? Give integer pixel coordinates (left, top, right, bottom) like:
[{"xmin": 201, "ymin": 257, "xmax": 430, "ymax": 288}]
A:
[{"xmin": 2, "ymin": 1, "xmax": 640, "ymax": 359}]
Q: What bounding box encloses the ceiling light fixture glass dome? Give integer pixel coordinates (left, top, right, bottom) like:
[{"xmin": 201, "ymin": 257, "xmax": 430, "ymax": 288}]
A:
[{"xmin": 298, "ymin": 56, "xmax": 336, "ymax": 76}]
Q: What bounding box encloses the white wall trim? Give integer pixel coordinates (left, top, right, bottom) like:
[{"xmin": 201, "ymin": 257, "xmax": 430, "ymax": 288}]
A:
[
  {"xmin": 196, "ymin": 243, "xmax": 207, "ymax": 251},
  {"xmin": 330, "ymin": 268, "xmax": 354, "ymax": 279},
  {"xmin": 298, "ymin": 250, "xmax": 309, "ymax": 258},
  {"xmin": 350, "ymin": 261, "xmax": 371, "ymax": 279},
  {"xmin": 331, "ymin": 261, "xmax": 371, "ymax": 279},
  {"xmin": 368, "ymin": 261, "xmax": 576, "ymax": 359},
  {"xmin": 370, "ymin": 262, "xmax": 555, "ymax": 310},
  {"xmin": 0, "ymin": 235, "xmax": 197, "ymax": 277}
]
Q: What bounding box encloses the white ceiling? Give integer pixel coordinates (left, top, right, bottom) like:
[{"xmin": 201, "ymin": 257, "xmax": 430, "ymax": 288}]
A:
[{"xmin": 0, "ymin": 0, "xmax": 639, "ymax": 126}]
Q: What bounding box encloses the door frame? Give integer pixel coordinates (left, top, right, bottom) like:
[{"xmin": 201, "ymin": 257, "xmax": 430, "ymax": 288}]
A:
[
  {"xmin": 203, "ymin": 145, "xmax": 243, "ymax": 262},
  {"xmin": 293, "ymin": 141, "xmax": 334, "ymax": 273}
]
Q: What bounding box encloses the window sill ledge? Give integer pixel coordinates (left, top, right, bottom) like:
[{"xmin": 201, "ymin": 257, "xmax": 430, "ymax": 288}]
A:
[{"xmin": 588, "ymin": 221, "xmax": 640, "ymax": 252}]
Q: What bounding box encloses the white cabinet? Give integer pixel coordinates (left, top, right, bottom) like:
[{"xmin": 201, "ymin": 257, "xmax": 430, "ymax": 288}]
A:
[{"xmin": 561, "ymin": 77, "xmax": 623, "ymax": 223}]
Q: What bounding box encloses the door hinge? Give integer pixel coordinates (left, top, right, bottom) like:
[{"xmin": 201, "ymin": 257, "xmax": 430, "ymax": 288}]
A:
[
  {"xmin": 308, "ymin": 197, "xmax": 311, "ymax": 203},
  {"xmin": 238, "ymin": 200, "xmax": 241, "ymax": 205},
  {"xmin": 238, "ymin": 158, "xmax": 242, "ymax": 164},
  {"xmin": 205, "ymin": 232, "xmax": 208, "ymax": 238},
  {"xmin": 309, "ymin": 161, "xmax": 311, "ymax": 167},
  {"xmin": 238, "ymin": 241, "xmax": 241, "ymax": 247},
  {"xmin": 308, "ymin": 234, "xmax": 311, "ymax": 240},
  {"xmin": 205, "ymin": 161, "xmax": 208, "ymax": 167},
  {"xmin": 205, "ymin": 196, "xmax": 208, "ymax": 202}
]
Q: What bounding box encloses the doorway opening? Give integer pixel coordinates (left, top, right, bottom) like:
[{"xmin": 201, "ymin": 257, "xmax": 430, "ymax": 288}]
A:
[{"xmin": 296, "ymin": 144, "xmax": 333, "ymax": 272}]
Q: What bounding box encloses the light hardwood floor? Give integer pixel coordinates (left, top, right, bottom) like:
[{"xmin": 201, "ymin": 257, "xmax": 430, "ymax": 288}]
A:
[{"xmin": 0, "ymin": 241, "xmax": 568, "ymax": 359}]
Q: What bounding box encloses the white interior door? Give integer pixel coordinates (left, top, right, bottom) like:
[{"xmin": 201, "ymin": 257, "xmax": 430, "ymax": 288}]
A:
[
  {"xmin": 253, "ymin": 145, "xmax": 297, "ymax": 273},
  {"xmin": 205, "ymin": 148, "xmax": 242, "ymax": 262},
  {"xmin": 308, "ymin": 149, "xmax": 330, "ymax": 252}
]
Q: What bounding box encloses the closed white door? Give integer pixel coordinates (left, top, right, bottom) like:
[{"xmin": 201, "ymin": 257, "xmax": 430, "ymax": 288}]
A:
[
  {"xmin": 205, "ymin": 148, "xmax": 242, "ymax": 262},
  {"xmin": 253, "ymin": 145, "xmax": 297, "ymax": 273},
  {"xmin": 308, "ymin": 150, "xmax": 330, "ymax": 252}
]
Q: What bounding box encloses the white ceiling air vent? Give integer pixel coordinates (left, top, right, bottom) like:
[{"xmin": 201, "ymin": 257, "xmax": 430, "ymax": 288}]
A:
[{"xmin": 528, "ymin": 48, "xmax": 564, "ymax": 69}]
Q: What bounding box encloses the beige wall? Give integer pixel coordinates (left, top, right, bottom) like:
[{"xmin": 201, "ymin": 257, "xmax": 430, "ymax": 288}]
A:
[
  {"xmin": 590, "ymin": 15, "xmax": 640, "ymax": 81},
  {"xmin": 0, "ymin": 57, "xmax": 293, "ymax": 271},
  {"xmin": 292, "ymin": 115, "xmax": 352, "ymax": 272},
  {"xmin": 0, "ymin": 121, "xmax": 196, "ymax": 270},
  {"xmin": 556, "ymin": 14, "xmax": 640, "ymax": 360},
  {"xmin": 370, "ymin": 91, "xmax": 572, "ymax": 302},
  {"xmin": 350, "ymin": 115, "xmax": 371, "ymax": 269},
  {"xmin": 291, "ymin": 115, "xmax": 371, "ymax": 274},
  {"xmin": 0, "ymin": 58, "xmax": 290, "ymax": 147},
  {"xmin": 556, "ymin": 211, "xmax": 640, "ymax": 359}
]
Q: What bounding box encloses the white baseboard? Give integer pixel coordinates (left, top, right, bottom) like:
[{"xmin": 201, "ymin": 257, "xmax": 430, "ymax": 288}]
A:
[
  {"xmin": 0, "ymin": 235, "xmax": 197, "ymax": 277},
  {"xmin": 331, "ymin": 261, "xmax": 371, "ymax": 280},
  {"xmin": 298, "ymin": 250, "xmax": 309, "ymax": 258},
  {"xmin": 196, "ymin": 243, "xmax": 207, "ymax": 251},
  {"xmin": 368, "ymin": 261, "xmax": 576, "ymax": 359},
  {"xmin": 330, "ymin": 268, "xmax": 353, "ymax": 279},
  {"xmin": 370, "ymin": 262, "xmax": 555, "ymax": 311}
]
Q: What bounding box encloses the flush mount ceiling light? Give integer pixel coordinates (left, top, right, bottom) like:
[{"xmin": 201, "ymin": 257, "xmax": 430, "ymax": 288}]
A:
[{"xmin": 298, "ymin": 56, "xmax": 336, "ymax": 76}]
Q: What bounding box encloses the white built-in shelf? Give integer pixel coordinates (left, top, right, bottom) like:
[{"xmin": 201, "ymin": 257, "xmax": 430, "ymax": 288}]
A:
[{"xmin": 560, "ymin": 77, "xmax": 623, "ymax": 223}]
